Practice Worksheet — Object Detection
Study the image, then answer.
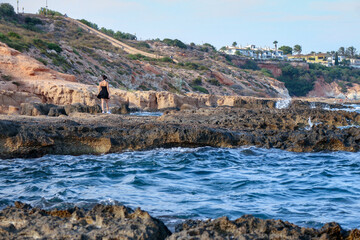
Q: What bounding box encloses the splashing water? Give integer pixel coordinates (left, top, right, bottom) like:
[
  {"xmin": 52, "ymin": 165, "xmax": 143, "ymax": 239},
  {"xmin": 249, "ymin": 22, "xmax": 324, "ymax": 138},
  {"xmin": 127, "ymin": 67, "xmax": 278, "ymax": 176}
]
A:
[
  {"xmin": 305, "ymin": 117, "xmax": 314, "ymax": 130},
  {"xmin": 323, "ymin": 104, "xmax": 330, "ymax": 110},
  {"xmin": 276, "ymin": 98, "xmax": 291, "ymax": 109},
  {"xmin": 1, "ymin": 147, "xmax": 360, "ymax": 230},
  {"xmin": 310, "ymin": 102, "xmax": 316, "ymax": 109}
]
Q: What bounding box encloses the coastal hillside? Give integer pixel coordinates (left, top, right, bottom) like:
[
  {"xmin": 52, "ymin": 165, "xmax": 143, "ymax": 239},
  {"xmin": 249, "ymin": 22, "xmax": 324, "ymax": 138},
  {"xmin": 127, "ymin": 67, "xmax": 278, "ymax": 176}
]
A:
[
  {"xmin": 1, "ymin": 4, "xmax": 360, "ymax": 101},
  {"xmin": 0, "ymin": 8, "xmax": 289, "ymax": 99}
]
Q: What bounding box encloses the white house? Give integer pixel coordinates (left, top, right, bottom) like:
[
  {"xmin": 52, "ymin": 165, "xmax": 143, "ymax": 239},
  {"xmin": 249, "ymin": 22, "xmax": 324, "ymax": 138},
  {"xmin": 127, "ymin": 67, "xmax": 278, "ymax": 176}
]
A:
[
  {"xmin": 350, "ymin": 59, "xmax": 360, "ymax": 68},
  {"xmin": 327, "ymin": 55, "xmax": 347, "ymax": 66},
  {"xmin": 221, "ymin": 45, "xmax": 287, "ymax": 60}
]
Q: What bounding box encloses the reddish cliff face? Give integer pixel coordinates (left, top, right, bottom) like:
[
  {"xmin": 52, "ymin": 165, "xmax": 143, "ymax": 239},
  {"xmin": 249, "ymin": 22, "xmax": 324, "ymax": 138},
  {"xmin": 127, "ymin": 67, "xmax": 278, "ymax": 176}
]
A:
[
  {"xmin": 257, "ymin": 62, "xmax": 283, "ymax": 77},
  {"xmin": 209, "ymin": 71, "xmax": 234, "ymax": 86},
  {"xmin": 308, "ymin": 77, "xmax": 360, "ymax": 100}
]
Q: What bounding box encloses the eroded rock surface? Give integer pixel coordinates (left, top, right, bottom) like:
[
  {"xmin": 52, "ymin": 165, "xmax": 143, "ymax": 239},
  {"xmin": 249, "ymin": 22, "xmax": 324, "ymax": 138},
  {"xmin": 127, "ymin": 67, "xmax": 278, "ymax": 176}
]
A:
[
  {"xmin": 1, "ymin": 104, "xmax": 360, "ymax": 158},
  {"xmin": 169, "ymin": 215, "xmax": 360, "ymax": 240},
  {"xmin": 1, "ymin": 203, "xmax": 359, "ymax": 240},
  {"xmin": 0, "ymin": 202, "xmax": 171, "ymax": 240}
]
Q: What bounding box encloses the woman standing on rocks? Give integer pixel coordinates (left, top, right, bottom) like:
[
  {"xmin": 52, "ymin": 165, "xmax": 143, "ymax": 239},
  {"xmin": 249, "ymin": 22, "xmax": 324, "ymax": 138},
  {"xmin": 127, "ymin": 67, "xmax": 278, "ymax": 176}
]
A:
[{"xmin": 97, "ymin": 75, "xmax": 111, "ymax": 113}]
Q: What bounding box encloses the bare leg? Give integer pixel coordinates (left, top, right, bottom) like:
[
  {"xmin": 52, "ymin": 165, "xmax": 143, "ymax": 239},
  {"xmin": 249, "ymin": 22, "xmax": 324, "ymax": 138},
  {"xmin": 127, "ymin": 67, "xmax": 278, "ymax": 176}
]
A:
[
  {"xmin": 105, "ymin": 99, "xmax": 110, "ymax": 113},
  {"xmin": 101, "ymin": 99, "xmax": 105, "ymax": 113}
]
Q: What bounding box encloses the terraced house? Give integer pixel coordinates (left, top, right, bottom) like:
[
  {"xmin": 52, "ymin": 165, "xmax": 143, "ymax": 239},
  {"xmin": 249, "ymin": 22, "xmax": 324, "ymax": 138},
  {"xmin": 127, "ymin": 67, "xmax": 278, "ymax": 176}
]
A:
[{"xmin": 221, "ymin": 45, "xmax": 286, "ymax": 60}]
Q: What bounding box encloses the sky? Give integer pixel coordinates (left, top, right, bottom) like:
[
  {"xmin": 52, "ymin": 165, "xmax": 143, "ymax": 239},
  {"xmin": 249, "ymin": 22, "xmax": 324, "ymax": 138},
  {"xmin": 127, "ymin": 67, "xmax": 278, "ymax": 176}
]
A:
[{"xmin": 2, "ymin": 0, "xmax": 360, "ymax": 54}]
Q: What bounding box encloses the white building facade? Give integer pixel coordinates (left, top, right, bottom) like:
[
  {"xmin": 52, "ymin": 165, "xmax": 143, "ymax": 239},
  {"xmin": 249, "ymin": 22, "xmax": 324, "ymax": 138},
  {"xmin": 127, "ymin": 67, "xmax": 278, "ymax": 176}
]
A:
[{"xmin": 221, "ymin": 45, "xmax": 287, "ymax": 60}]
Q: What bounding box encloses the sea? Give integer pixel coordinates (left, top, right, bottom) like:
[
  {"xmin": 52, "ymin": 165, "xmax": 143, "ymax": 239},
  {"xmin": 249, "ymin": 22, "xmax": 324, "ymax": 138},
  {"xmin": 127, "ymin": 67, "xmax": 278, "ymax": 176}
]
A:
[{"xmin": 1, "ymin": 146, "xmax": 360, "ymax": 231}]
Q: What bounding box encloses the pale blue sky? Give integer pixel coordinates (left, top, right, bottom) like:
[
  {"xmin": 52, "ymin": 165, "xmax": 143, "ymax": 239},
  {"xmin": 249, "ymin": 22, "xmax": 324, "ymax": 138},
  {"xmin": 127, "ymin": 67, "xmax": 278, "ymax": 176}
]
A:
[{"xmin": 4, "ymin": 0, "xmax": 360, "ymax": 53}]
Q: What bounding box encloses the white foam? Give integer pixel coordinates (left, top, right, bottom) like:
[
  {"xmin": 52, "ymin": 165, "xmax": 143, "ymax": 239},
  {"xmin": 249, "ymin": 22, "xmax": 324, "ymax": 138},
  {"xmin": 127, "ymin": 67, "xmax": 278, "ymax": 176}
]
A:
[
  {"xmin": 276, "ymin": 98, "xmax": 291, "ymax": 109},
  {"xmin": 305, "ymin": 117, "xmax": 313, "ymax": 131}
]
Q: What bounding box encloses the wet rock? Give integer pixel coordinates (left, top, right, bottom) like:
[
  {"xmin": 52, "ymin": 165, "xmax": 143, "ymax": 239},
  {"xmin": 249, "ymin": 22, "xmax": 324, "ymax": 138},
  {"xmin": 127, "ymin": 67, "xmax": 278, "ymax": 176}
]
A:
[{"xmin": 0, "ymin": 202, "xmax": 171, "ymax": 240}]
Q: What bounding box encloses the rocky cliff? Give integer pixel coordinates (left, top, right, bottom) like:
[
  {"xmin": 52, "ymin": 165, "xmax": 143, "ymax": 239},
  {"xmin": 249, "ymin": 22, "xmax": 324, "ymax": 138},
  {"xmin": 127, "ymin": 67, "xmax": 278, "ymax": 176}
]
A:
[
  {"xmin": 0, "ymin": 42, "xmax": 292, "ymax": 114},
  {"xmin": 0, "ymin": 14, "xmax": 290, "ymax": 100}
]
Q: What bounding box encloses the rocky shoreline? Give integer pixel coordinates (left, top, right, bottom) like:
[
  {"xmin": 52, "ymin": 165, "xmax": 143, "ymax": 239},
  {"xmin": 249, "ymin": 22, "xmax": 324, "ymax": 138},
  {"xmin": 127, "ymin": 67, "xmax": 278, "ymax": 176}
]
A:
[
  {"xmin": 1, "ymin": 101, "xmax": 360, "ymax": 239},
  {"xmin": 0, "ymin": 202, "xmax": 359, "ymax": 240},
  {"xmin": 1, "ymin": 100, "xmax": 360, "ymax": 158}
]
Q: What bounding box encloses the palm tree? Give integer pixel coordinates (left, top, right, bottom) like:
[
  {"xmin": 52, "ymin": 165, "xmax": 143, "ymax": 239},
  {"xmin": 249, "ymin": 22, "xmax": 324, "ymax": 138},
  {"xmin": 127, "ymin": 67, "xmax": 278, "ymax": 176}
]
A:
[
  {"xmin": 294, "ymin": 44, "xmax": 302, "ymax": 55},
  {"xmin": 273, "ymin": 40, "xmax": 278, "ymax": 54},
  {"xmin": 232, "ymin": 42, "xmax": 237, "ymax": 47}
]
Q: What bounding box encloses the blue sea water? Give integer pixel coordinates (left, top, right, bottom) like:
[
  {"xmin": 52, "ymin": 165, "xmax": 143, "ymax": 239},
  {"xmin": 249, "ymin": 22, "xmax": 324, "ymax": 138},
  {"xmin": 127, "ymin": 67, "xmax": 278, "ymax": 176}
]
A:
[{"xmin": 1, "ymin": 147, "xmax": 360, "ymax": 230}]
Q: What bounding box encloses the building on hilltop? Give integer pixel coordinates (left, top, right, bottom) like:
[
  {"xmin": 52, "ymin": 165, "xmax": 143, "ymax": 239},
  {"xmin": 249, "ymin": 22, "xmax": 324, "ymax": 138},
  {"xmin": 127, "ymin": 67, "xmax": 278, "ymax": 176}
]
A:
[
  {"xmin": 221, "ymin": 45, "xmax": 287, "ymax": 60},
  {"xmin": 288, "ymin": 53, "xmax": 328, "ymax": 65},
  {"xmin": 288, "ymin": 53, "xmax": 349, "ymax": 67},
  {"xmin": 222, "ymin": 45, "xmax": 358, "ymax": 68},
  {"xmin": 349, "ymin": 59, "xmax": 360, "ymax": 68}
]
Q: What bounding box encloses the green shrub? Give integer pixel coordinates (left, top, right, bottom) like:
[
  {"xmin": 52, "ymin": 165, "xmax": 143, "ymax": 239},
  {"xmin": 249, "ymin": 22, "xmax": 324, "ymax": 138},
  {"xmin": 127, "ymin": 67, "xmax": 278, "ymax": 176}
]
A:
[
  {"xmin": 8, "ymin": 32, "xmax": 21, "ymax": 39},
  {"xmin": 261, "ymin": 68, "xmax": 273, "ymax": 77},
  {"xmin": 159, "ymin": 57, "xmax": 174, "ymax": 63},
  {"xmin": 184, "ymin": 62, "xmax": 199, "ymax": 70},
  {"xmin": 51, "ymin": 55, "xmax": 70, "ymax": 68},
  {"xmin": 79, "ymin": 19, "xmax": 99, "ymax": 30},
  {"xmin": 0, "ymin": 32, "xmax": 28, "ymax": 51},
  {"xmin": 73, "ymin": 48, "xmax": 80, "ymax": 56},
  {"xmin": 192, "ymin": 77, "xmax": 202, "ymax": 86},
  {"xmin": 127, "ymin": 54, "xmax": 153, "ymax": 61},
  {"xmin": 38, "ymin": 8, "xmax": 63, "ymax": 16},
  {"xmin": 0, "ymin": 3, "xmax": 16, "ymax": 19},
  {"xmin": 137, "ymin": 42, "xmax": 151, "ymax": 49},
  {"xmin": 199, "ymin": 65, "xmax": 208, "ymax": 71},
  {"xmin": 203, "ymin": 43, "xmax": 216, "ymax": 51},
  {"xmin": 277, "ymin": 64, "xmax": 315, "ymax": 96},
  {"xmin": 47, "ymin": 43, "xmax": 62, "ymax": 53},
  {"xmin": 162, "ymin": 38, "xmax": 187, "ymax": 49},
  {"xmin": 33, "ymin": 39, "xmax": 62, "ymax": 53},
  {"xmin": 192, "ymin": 85, "xmax": 209, "ymax": 94},
  {"xmin": 36, "ymin": 57, "xmax": 48, "ymax": 65},
  {"xmin": 207, "ymin": 78, "xmax": 221, "ymax": 86},
  {"xmin": 23, "ymin": 16, "xmax": 43, "ymax": 32},
  {"xmin": 33, "ymin": 38, "xmax": 48, "ymax": 49},
  {"xmin": 240, "ymin": 60, "xmax": 259, "ymax": 70},
  {"xmin": 338, "ymin": 81, "xmax": 347, "ymax": 93},
  {"xmin": 98, "ymin": 26, "xmax": 136, "ymax": 40},
  {"xmin": 85, "ymin": 70, "xmax": 95, "ymax": 75},
  {"xmin": 25, "ymin": 16, "xmax": 42, "ymax": 26}
]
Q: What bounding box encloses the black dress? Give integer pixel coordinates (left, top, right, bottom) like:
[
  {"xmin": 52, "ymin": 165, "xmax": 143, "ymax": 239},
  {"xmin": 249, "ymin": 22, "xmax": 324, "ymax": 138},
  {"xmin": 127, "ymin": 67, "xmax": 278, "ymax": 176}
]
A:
[{"xmin": 97, "ymin": 86, "xmax": 109, "ymax": 99}]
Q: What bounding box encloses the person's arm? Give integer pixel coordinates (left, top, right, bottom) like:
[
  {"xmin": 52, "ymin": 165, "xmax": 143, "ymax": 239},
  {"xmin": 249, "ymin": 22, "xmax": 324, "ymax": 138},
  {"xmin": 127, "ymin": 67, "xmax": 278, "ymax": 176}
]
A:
[
  {"xmin": 107, "ymin": 82, "xmax": 110, "ymax": 98},
  {"xmin": 98, "ymin": 84, "xmax": 101, "ymax": 94}
]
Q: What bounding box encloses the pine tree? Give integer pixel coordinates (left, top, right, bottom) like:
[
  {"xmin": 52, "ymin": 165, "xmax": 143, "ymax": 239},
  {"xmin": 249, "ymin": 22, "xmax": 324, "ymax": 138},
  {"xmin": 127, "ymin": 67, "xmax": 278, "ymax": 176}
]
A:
[{"xmin": 335, "ymin": 52, "xmax": 339, "ymax": 66}]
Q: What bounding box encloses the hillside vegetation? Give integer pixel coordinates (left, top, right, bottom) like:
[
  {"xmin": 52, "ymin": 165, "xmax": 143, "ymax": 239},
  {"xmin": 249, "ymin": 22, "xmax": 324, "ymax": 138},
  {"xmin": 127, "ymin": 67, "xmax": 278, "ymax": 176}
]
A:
[{"xmin": 1, "ymin": 3, "xmax": 360, "ymax": 98}]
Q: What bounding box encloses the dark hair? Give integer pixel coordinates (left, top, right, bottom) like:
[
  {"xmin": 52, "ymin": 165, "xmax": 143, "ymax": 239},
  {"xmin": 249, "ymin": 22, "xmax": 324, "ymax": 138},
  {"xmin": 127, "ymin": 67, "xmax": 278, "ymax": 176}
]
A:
[{"xmin": 102, "ymin": 75, "xmax": 108, "ymax": 80}]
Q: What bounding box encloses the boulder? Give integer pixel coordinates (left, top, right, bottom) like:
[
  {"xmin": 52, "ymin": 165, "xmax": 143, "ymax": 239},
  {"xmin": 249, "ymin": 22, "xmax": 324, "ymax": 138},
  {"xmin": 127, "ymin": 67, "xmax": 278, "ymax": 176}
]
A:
[
  {"xmin": 20, "ymin": 103, "xmax": 58, "ymax": 116},
  {"xmin": 0, "ymin": 202, "xmax": 171, "ymax": 240},
  {"xmin": 111, "ymin": 103, "xmax": 130, "ymax": 114},
  {"xmin": 64, "ymin": 103, "xmax": 101, "ymax": 115},
  {"xmin": 180, "ymin": 103, "xmax": 196, "ymax": 111},
  {"xmin": 48, "ymin": 106, "xmax": 66, "ymax": 117},
  {"xmin": 169, "ymin": 215, "xmax": 355, "ymax": 240}
]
